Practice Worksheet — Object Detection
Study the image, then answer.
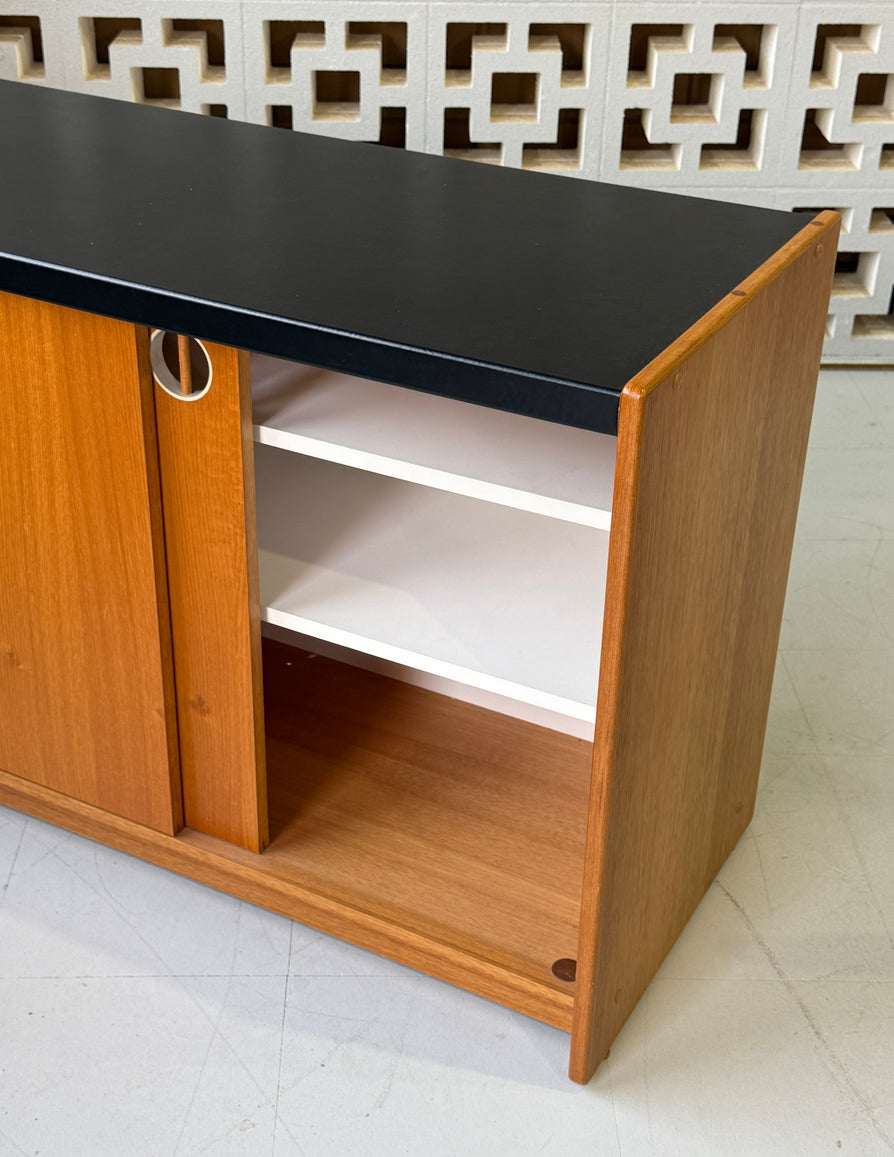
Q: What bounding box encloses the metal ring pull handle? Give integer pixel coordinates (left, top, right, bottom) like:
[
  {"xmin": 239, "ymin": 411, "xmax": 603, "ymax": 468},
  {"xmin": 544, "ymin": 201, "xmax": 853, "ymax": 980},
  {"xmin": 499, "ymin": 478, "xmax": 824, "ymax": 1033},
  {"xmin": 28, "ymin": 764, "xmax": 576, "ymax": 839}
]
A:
[{"xmin": 150, "ymin": 330, "xmax": 213, "ymax": 401}]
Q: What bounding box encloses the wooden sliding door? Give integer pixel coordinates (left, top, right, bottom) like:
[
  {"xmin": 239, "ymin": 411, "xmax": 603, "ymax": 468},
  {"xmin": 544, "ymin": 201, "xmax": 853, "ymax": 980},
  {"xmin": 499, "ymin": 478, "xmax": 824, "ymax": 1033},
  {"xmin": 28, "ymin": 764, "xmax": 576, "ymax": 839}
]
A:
[{"xmin": 0, "ymin": 293, "xmax": 181, "ymax": 833}]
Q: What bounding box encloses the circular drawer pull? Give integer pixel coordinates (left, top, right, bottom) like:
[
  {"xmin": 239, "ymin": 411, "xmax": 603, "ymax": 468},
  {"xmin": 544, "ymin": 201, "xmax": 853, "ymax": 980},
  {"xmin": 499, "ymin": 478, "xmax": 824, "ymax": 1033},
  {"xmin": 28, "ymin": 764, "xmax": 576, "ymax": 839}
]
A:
[{"xmin": 150, "ymin": 330, "xmax": 213, "ymax": 400}]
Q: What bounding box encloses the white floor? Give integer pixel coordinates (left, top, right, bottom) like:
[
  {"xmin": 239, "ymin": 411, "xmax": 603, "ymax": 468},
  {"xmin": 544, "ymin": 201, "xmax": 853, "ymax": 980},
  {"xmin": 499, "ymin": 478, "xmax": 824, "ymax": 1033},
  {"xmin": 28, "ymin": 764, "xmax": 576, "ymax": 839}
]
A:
[{"xmin": 1, "ymin": 368, "xmax": 893, "ymax": 1157}]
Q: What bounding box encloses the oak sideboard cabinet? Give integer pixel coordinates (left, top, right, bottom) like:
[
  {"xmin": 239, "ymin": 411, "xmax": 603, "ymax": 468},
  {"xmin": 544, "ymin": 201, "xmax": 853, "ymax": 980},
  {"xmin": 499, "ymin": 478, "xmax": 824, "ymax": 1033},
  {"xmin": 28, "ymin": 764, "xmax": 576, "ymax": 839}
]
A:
[{"xmin": 0, "ymin": 79, "xmax": 837, "ymax": 1084}]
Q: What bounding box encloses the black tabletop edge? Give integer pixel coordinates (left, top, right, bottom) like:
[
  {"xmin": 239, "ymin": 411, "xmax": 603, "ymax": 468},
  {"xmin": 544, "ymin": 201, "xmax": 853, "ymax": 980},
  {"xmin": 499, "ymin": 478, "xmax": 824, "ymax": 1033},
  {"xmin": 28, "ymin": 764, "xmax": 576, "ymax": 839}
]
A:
[
  {"xmin": 0, "ymin": 253, "xmax": 622, "ymax": 433},
  {"xmin": 0, "ymin": 79, "xmax": 811, "ymax": 435}
]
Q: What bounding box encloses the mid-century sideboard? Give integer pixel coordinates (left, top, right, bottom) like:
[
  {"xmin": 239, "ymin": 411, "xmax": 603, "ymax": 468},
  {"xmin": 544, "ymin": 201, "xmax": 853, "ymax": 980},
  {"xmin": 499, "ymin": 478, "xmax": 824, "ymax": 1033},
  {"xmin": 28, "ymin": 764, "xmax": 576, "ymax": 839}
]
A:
[{"xmin": 0, "ymin": 79, "xmax": 837, "ymax": 1083}]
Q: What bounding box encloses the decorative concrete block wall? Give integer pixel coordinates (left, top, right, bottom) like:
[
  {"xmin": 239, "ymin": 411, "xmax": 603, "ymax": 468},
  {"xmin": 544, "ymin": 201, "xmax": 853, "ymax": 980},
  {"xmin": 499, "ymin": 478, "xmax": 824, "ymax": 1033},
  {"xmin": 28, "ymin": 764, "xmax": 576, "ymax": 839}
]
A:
[{"xmin": 2, "ymin": 2, "xmax": 892, "ymax": 362}]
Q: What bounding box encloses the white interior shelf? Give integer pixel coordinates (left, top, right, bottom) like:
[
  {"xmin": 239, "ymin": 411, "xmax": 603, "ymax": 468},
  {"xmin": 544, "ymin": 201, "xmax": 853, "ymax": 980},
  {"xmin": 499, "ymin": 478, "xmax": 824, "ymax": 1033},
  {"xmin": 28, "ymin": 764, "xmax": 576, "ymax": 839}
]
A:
[
  {"xmin": 251, "ymin": 354, "xmax": 617, "ymax": 528},
  {"xmin": 254, "ymin": 445, "xmax": 609, "ymax": 722}
]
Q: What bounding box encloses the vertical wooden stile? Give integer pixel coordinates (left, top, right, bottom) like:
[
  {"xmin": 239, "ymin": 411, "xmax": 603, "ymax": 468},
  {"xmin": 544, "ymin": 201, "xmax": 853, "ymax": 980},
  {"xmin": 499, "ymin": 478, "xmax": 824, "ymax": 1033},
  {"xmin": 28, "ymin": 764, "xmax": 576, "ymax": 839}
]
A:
[
  {"xmin": 177, "ymin": 334, "xmax": 193, "ymax": 396},
  {"xmin": 150, "ymin": 334, "xmax": 268, "ymax": 852}
]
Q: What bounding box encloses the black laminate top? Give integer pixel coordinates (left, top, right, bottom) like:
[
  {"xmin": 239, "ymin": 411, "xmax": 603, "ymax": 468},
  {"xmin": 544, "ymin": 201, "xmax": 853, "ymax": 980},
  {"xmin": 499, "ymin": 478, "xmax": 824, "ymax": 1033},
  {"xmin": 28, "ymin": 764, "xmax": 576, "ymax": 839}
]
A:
[{"xmin": 0, "ymin": 79, "xmax": 808, "ymax": 434}]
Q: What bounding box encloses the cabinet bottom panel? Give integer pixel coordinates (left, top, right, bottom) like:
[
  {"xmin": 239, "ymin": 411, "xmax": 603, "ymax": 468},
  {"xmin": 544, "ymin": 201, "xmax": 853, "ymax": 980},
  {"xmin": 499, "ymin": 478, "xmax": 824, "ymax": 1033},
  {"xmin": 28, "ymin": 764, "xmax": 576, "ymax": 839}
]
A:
[
  {"xmin": 257, "ymin": 638, "xmax": 591, "ymax": 994},
  {"xmin": 0, "ymin": 637, "xmax": 594, "ymax": 1032}
]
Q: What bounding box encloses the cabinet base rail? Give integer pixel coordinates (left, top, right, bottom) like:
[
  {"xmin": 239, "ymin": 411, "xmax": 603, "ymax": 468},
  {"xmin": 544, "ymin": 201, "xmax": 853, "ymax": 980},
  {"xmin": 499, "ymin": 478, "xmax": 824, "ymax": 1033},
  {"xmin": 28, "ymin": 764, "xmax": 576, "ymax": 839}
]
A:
[{"xmin": 0, "ymin": 765, "xmax": 575, "ymax": 1034}]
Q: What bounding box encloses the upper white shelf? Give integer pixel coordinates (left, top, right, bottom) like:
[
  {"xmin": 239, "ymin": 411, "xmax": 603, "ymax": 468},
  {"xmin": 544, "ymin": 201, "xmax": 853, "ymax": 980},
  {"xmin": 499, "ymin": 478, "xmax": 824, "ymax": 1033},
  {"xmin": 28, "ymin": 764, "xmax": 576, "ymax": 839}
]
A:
[
  {"xmin": 251, "ymin": 354, "xmax": 616, "ymax": 528},
  {"xmin": 254, "ymin": 446, "xmax": 607, "ymax": 722}
]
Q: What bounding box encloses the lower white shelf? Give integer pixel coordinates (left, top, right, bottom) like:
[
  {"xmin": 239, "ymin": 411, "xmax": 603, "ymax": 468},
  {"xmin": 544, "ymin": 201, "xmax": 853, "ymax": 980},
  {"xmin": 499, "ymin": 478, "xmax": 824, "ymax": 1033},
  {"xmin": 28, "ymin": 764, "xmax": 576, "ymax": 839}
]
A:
[{"xmin": 254, "ymin": 445, "xmax": 608, "ymax": 724}]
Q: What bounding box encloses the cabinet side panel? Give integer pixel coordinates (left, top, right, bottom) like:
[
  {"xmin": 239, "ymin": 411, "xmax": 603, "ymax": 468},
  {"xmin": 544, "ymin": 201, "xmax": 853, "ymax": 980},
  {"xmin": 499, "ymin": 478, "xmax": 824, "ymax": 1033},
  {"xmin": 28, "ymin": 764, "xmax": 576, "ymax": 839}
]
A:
[
  {"xmin": 153, "ymin": 340, "xmax": 268, "ymax": 852},
  {"xmin": 570, "ymin": 216, "xmax": 839, "ymax": 1083},
  {"xmin": 0, "ymin": 293, "xmax": 180, "ymax": 833}
]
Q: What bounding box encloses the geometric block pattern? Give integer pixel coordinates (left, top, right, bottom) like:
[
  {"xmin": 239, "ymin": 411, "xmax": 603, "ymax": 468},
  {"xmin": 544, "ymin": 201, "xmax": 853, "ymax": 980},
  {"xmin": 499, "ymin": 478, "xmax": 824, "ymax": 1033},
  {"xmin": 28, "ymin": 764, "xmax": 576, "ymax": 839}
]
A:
[
  {"xmin": 600, "ymin": 5, "xmax": 797, "ymax": 188},
  {"xmin": 0, "ymin": 2, "xmax": 64, "ymax": 86},
  {"xmin": 58, "ymin": 2, "xmax": 247, "ymax": 119},
  {"xmin": 242, "ymin": 2, "xmax": 426, "ymax": 150},
  {"xmin": 424, "ymin": 4, "xmax": 608, "ymax": 177},
  {"xmin": 777, "ymin": 192, "xmax": 894, "ymax": 358},
  {"xmin": 781, "ymin": 12, "xmax": 894, "ymax": 183},
  {"xmin": 1, "ymin": 0, "xmax": 892, "ymax": 364},
  {"xmin": 774, "ymin": 8, "xmax": 894, "ymax": 360}
]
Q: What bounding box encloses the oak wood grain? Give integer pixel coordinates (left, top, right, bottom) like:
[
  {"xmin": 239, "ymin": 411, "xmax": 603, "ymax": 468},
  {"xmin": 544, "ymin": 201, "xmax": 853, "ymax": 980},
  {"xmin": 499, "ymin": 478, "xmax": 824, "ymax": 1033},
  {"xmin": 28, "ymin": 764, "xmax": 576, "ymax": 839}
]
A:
[
  {"xmin": 152, "ymin": 336, "xmax": 268, "ymax": 852},
  {"xmin": 568, "ymin": 213, "xmax": 840, "ymax": 1083},
  {"xmin": 0, "ymin": 293, "xmax": 181, "ymax": 832},
  {"xmin": 177, "ymin": 333, "xmax": 192, "ymax": 396},
  {"xmin": 259, "ymin": 639, "xmax": 589, "ymax": 993},
  {"xmin": 0, "ymin": 630, "xmax": 594, "ymax": 1030}
]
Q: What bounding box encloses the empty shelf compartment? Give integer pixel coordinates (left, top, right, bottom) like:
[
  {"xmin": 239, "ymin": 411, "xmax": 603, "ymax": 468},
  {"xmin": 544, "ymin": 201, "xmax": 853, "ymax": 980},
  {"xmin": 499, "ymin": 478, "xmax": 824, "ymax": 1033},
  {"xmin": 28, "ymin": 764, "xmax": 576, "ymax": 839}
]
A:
[
  {"xmin": 251, "ymin": 354, "xmax": 617, "ymax": 528},
  {"xmin": 254, "ymin": 445, "xmax": 608, "ymax": 722}
]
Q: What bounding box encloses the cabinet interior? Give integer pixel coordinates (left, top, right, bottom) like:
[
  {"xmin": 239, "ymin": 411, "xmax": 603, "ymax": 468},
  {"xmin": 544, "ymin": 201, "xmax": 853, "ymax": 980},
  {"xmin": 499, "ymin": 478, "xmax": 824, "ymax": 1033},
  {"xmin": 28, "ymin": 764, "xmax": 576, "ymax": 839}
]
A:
[
  {"xmin": 245, "ymin": 353, "xmax": 616, "ymax": 999},
  {"xmin": 251, "ymin": 353, "xmax": 617, "ymax": 529},
  {"xmin": 254, "ymin": 446, "xmax": 607, "ymax": 724},
  {"xmin": 258, "ymin": 636, "xmax": 592, "ymax": 1003}
]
